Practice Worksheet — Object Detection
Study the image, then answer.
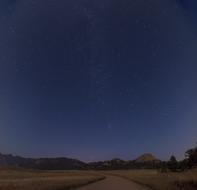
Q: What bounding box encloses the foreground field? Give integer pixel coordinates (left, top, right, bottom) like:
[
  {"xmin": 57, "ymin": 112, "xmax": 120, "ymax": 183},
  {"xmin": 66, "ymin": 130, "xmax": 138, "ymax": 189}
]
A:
[
  {"xmin": 105, "ymin": 169, "xmax": 197, "ymax": 190},
  {"xmin": 0, "ymin": 168, "xmax": 196, "ymax": 190},
  {"xmin": 78, "ymin": 175, "xmax": 150, "ymax": 190},
  {"xmin": 0, "ymin": 168, "xmax": 104, "ymax": 190}
]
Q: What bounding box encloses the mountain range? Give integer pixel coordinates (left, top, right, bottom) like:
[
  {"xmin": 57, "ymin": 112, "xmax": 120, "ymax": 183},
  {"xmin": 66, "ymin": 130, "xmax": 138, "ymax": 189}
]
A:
[{"xmin": 0, "ymin": 152, "xmax": 161, "ymax": 170}]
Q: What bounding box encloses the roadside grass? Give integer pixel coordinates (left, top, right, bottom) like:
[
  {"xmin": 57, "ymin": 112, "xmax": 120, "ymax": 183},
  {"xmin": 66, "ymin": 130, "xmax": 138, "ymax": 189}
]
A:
[
  {"xmin": 104, "ymin": 169, "xmax": 197, "ymax": 190},
  {"xmin": 0, "ymin": 168, "xmax": 105, "ymax": 190}
]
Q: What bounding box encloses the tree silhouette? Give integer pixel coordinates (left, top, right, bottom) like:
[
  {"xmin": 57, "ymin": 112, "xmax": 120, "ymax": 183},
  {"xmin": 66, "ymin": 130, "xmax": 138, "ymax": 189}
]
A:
[
  {"xmin": 168, "ymin": 155, "xmax": 178, "ymax": 171},
  {"xmin": 185, "ymin": 143, "xmax": 197, "ymax": 168}
]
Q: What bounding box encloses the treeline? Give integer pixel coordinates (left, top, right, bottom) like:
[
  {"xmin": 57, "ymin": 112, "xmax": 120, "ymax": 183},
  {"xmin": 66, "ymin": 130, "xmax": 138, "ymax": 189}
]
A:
[
  {"xmin": 161, "ymin": 143, "xmax": 197, "ymax": 172},
  {"xmin": 88, "ymin": 143, "xmax": 197, "ymax": 171}
]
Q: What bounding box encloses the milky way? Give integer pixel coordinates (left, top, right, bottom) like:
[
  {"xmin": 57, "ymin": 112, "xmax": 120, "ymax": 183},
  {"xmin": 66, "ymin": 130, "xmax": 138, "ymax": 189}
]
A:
[{"xmin": 0, "ymin": 0, "xmax": 197, "ymax": 161}]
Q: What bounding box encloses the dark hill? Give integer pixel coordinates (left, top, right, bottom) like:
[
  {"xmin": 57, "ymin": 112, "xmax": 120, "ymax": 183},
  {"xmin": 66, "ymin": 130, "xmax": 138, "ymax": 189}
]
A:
[{"xmin": 0, "ymin": 153, "xmax": 86, "ymax": 170}]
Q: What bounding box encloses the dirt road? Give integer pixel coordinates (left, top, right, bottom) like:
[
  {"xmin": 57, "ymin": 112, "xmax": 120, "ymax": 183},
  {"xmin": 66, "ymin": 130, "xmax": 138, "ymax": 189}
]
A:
[{"xmin": 78, "ymin": 176, "xmax": 150, "ymax": 190}]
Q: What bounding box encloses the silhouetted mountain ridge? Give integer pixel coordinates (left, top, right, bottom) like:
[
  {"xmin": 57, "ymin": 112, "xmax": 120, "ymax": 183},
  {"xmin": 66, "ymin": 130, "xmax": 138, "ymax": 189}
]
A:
[
  {"xmin": 0, "ymin": 153, "xmax": 86, "ymax": 170},
  {"xmin": 0, "ymin": 152, "xmax": 161, "ymax": 170}
]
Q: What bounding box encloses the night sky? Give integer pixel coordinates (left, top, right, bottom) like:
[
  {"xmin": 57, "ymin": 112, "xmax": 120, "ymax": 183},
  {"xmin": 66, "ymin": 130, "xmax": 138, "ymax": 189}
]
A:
[{"xmin": 0, "ymin": 0, "xmax": 197, "ymax": 162}]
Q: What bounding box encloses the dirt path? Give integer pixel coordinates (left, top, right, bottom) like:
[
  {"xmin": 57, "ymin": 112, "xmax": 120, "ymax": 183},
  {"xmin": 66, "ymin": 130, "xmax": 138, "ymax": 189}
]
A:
[{"xmin": 78, "ymin": 176, "xmax": 150, "ymax": 190}]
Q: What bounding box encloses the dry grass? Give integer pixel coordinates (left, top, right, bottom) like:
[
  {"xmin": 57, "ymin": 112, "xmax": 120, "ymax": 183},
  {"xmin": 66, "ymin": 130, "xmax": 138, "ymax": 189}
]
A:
[
  {"xmin": 0, "ymin": 168, "xmax": 105, "ymax": 190},
  {"xmin": 104, "ymin": 169, "xmax": 197, "ymax": 190},
  {"xmin": 1, "ymin": 168, "xmax": 196, "ymax": 190}
]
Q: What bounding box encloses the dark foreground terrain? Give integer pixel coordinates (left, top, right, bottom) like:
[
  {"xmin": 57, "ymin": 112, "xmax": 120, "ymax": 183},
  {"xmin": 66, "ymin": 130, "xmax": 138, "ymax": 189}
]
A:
[
  {"xmin": 0, "ymin": 168, "xmax": 104, "ymax": 190},
  {"xmin": 0, "ymin": 168, "xmax": 196, "ymax": 190},
  {"xmin": 104, "ymin": 169, "xmax": 197, "ymax": 190}
]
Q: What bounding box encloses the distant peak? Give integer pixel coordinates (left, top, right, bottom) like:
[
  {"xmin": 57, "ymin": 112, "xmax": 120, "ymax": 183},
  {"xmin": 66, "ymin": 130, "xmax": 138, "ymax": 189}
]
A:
[{"xmin": 135, "ymin": 153, "xmax": 158, "ymax": 162}]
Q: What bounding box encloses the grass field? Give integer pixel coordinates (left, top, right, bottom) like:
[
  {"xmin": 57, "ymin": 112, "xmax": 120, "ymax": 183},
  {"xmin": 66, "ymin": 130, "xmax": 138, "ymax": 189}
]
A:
[
  {"xmin": 0, "ymin": 168, "xmax": 105, "ymax": 190},
  {"xmin": 0, "ymin": 168, "xmax": 196, "ymax": 190},
  {"xmin": 105, "ymin": 169, "xmax": 197, "ymax": 190}
]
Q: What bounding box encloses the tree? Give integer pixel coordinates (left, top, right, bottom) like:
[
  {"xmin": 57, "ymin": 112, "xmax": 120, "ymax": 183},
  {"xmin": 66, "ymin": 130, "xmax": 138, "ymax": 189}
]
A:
[
  {"xmin": 178, "ymin": 159, "xmax": 188, "ymax": 171},
  {"xmin": 160, "ymin": 161, "xmax": 168, "ymax": 173},
  {"xmin": 185, "ymin": 144, "xmax": 197, "ymax": 168},
  {"xmin": 168, "ymin": 155, "xmax": 178, "ymax": 171}
]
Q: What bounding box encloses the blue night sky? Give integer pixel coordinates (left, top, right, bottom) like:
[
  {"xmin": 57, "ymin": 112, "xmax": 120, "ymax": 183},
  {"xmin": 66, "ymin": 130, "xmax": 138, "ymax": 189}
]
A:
[{"xmin": 0, "ymin": 0, "xmax": 197, "ymax": 162}]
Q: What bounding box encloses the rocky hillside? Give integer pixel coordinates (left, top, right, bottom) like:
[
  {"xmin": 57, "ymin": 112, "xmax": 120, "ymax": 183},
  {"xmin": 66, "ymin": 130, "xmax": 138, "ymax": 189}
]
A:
[{"xmin": 135, "ymin": 153, "xmax": 160, "ymax": 163}]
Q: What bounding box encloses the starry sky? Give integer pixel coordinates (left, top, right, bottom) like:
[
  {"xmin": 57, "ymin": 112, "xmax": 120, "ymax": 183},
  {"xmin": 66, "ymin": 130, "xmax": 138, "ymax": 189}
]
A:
[{"xmin": 0, "ymin": 0, "xmax": 197, "ymax": 162}]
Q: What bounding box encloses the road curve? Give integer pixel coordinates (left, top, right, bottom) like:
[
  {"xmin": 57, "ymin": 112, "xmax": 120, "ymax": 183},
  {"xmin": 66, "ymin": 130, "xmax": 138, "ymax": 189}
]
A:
[{"xmin": 78, "ymin": 176, "xmax": 150, "ymax": 190}]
